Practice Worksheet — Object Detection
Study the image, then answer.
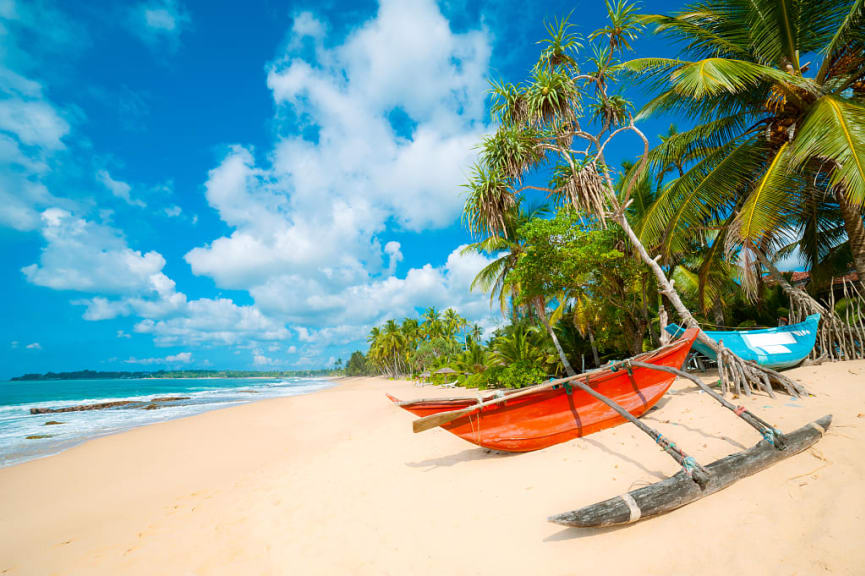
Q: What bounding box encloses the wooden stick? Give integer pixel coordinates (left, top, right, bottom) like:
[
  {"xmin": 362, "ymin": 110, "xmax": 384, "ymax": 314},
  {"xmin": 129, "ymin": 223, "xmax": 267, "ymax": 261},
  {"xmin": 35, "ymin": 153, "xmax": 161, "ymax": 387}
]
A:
[{"xmin": 566, "ymin": 373, "xmax": 710, "ymax": 486}]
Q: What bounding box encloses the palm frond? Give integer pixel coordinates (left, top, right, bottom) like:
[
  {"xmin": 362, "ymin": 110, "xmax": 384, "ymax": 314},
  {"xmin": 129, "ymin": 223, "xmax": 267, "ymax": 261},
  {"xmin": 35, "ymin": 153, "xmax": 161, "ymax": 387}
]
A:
[
  {"xmin": 727, "ymin": 142, "xmax": 802, "ymax": 254},
  {"xmin": 790, "ymin": 96, "xmax": 865, "ymax": 206}
]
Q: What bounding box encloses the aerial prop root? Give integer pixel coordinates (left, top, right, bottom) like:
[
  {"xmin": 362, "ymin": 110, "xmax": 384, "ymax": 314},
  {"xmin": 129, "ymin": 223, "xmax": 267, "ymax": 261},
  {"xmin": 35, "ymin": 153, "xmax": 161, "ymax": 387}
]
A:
[{"xmin": 714, "ymin": 342, "xmax": 808, "ymax": 398}]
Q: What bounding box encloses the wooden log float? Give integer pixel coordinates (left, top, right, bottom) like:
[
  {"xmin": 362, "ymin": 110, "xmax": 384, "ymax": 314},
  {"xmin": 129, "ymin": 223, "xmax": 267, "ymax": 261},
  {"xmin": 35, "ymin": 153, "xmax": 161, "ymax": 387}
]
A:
[{"xmin": 549, "ymin": 414, "xmax": 831, "ymax": 528}]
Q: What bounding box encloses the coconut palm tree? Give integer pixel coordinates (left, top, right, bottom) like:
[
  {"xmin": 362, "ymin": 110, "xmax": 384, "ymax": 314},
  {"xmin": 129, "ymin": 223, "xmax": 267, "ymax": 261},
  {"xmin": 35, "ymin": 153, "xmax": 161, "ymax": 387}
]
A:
[
  {"xmin": 462, "ymin": 4, "xmax": 806, "ymax": 395},
  {"xmin": 421, "ymin": 307, "xmax": 445, "ymax": 340},
  {"xmin": 379, "ymin": 319, "xmax": 408, "ymax": 377},
  {"xmin": 628, "ymin": 0, "xmax": 865, "ymax": 291},
  {"xmin": 442, "ymin": 308, "xmax": 467, "ymax": 339},
  {"xmin": 469, "ymin": 322, "xmax": 483, "ymax": 342}
]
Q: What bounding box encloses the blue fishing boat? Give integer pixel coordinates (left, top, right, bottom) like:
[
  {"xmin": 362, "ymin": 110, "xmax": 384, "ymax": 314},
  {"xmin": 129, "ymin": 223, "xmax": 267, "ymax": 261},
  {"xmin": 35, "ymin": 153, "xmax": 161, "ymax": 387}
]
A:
[{"xmin": 665, "ymin": 314, "xmax": 821, "ymax": 370}]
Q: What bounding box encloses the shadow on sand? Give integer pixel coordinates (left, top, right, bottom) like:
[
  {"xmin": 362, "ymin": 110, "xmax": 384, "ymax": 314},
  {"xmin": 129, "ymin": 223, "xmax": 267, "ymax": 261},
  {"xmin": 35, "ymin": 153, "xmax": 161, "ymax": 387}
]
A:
[
  {"xmin": 580, "ymin": 437, "xmax": 668, "ymax": 481},
  {"xmin": 405, "ymin": 447, "xmax": 520, "ymax": 469},
  {"xmin": 544, "ymin": 521, "xmax": 640, "ymax": 541}
]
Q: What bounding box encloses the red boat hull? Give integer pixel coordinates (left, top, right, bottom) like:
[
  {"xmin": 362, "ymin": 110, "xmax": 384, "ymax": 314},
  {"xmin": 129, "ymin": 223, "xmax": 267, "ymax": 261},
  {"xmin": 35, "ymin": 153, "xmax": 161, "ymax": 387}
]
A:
[{"xmin": 388, "ymin": 329, "xmax": 698, "ymax": 452}]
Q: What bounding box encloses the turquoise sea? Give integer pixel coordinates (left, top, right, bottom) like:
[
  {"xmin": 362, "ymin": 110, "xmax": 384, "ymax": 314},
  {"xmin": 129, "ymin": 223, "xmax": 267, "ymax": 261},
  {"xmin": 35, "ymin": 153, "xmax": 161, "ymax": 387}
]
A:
[{"xmin": 0, "ymin": 376, "xmax": 334, "ymax": 467}]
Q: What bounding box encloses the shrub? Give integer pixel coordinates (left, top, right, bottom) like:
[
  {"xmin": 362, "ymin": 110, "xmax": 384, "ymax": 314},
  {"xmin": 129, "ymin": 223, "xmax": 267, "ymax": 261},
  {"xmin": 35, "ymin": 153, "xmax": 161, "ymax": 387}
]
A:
[{"xmin": 497, "ymin": 360, "xmax": 547, "ymax": 389}]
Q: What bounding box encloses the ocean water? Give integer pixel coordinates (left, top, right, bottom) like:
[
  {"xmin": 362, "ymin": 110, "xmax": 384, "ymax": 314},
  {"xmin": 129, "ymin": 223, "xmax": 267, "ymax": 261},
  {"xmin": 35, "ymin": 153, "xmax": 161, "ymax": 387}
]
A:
[{"xmin": 0, "ymin": 376, "xmax": 334, "ymax": 468}]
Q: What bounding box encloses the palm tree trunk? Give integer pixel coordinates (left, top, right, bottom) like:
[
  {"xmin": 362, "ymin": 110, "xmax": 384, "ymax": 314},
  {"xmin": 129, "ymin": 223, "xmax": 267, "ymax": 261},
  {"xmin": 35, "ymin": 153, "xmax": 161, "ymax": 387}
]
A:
[
  {"xmin": 535, "ymin": 298, "xmax": 577, "ymax": 377},
  {"xmin": 587, "ymin": 325, "xmax": 600, "ymax": 367},
  {"xmin": 658, "ymin": 301, "xmax": 671, "ymax": 344},
  {"xmin": 837, "ymin": 190, "xmax": 865, "ymax": 291}
]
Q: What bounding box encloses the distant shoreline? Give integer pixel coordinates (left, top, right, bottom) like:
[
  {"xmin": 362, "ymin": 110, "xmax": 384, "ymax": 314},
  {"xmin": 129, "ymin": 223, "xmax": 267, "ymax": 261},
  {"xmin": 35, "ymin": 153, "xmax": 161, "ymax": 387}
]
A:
[{"xmin": 10, "ymin": 369, "xmax": 337, "ymax": 382}]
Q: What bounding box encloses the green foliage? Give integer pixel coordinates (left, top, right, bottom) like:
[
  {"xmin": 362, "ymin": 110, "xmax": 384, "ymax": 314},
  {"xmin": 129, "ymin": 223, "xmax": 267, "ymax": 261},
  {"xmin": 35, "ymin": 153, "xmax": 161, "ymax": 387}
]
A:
[
  {"xmin": 344, "ymin": 351, "xmax": 370, "ymax": 376},
  {"xmin": 498, "ymin": 360, "xmax": 549, "ymax": 389},
  {"xmin": 628, "ymin": 0, "xmax": 865, "ymax": 295}
]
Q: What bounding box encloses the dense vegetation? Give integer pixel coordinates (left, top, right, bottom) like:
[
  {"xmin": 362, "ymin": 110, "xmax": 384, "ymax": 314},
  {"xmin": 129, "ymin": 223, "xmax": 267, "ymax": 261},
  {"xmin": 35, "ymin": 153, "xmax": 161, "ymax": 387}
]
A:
[{"xmin": 348, "ymin": 0, "xmax": 864, "ymax": 390}]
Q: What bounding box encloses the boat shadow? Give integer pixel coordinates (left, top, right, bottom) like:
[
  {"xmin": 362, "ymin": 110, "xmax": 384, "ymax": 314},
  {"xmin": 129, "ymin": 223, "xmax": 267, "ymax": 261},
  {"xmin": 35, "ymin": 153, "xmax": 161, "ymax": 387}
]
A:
[
  {"xmin": 580, "ymin": 438, "xmax": 668, "ymax": 481},
  {"xmin": 544, "ymin": 522, "xmax": 638, "ymax": 541},
  {"xmin": 405, "ymin": 448, "xmax": 520, "ymax": 469},
  {"xmin": 641, "ymin": 414, "xmax": 748, "ymax": 451}
]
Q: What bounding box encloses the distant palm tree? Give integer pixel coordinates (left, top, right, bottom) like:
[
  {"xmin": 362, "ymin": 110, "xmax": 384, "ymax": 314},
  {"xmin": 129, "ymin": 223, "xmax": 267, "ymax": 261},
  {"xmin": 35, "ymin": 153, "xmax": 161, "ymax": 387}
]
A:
[
  {"xmin": 422, "ymin": 307, "xmax": 445, "ymax": 340},
  {"xmin": 379, "ymin": 319, "xmax": 407, "ymax": 377},
  {"xmin": 469, "ymin": 322, "xmax": 483, "ymax": 342},
  {"xmin": 442, "ymin": 308, "xmax": 467, "ymax": 338}
]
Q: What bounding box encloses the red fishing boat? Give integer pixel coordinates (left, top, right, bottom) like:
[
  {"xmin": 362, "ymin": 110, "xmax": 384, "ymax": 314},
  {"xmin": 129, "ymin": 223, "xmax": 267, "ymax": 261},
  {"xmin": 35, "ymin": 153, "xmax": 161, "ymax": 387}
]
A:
[{"xmin": 387, "ymin": 328, "xmax": 698, "ymax": 452}]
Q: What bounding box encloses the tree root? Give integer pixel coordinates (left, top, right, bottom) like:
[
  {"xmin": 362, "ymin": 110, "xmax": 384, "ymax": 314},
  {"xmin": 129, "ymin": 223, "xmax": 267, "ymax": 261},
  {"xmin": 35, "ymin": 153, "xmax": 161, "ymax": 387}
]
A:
[{"xmin": 716, "ymin": 344, "xmax": 809, "ymax": 398}]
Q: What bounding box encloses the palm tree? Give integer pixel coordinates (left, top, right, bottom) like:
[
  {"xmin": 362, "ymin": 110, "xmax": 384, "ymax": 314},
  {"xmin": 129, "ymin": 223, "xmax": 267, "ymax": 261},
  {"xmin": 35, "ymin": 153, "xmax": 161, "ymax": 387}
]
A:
[
  {"xmin": 490, "ymin": 323, "xmax": 552, "ymax": 367},
  {"xmin": 421, "ymin": 307, "xmax": 445, "ymax": 340},
  {"xmin": 400, "ymin": 317, "xmax": 422, "ymax": 373},
  {"xmin": 462, "ymin": 4, "xmax": 806, "ymax": 395},
  {"xmin": 628, "ymin": 0, "xmax": 865, "ymax": 291},
  {"xmin": 442, "ymin": 308, "xmax": 467, "ymax": 339},
  {"xmin": 469, "ymin": 322, "xmax": 483, "ymax": 342},
  {"xmin": 462, "ymin": 201, "xmax": 550, "ymax": 317},
  {"xmin": 366, "ymin": 326, "xmax": 384, "ymax": 373},
  {"xmin": 379, "ymin": 319, "xmax": 407, "ymax": 377},
  {"xmin": 454, "ymin": 339, "xmax": 488, "ymax": 374}
]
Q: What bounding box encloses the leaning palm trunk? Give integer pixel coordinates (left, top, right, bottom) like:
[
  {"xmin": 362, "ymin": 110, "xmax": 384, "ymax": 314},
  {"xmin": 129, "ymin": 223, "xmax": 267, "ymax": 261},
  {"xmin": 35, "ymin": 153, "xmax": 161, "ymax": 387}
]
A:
[
  {"xmin": 611, "ymin": 208, "xmax": 807, "ymax": 397},
  {"xmin": 755, "ymin": 251, "xmax": 865, "ymax": 362},
  {"xmin": 535, "ymin": 297, "xmax": 577, "ymax": 377}
]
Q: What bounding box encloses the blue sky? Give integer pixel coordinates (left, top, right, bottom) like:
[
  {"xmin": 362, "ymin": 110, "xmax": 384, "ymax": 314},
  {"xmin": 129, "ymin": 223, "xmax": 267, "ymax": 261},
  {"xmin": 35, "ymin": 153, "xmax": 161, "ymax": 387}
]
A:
[{"xmin": 0, "ymin": 0, "xmax": 685, "ymax": 378}]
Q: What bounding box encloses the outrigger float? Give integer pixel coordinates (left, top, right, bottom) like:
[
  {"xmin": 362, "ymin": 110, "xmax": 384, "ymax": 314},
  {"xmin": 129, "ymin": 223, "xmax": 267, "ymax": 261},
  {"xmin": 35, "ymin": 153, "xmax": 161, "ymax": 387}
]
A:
[{"xmin": 389, "ymin": 328, "xmax": 830, "ymax": 527}]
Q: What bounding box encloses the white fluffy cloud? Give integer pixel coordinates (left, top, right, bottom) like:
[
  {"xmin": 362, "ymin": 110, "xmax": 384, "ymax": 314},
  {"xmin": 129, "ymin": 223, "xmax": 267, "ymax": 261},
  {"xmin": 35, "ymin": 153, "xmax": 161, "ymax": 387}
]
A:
[
  {"xmin": 23, "ymin": 208, "xmax": 173, "ymax": 295},
  {"xmin": 133, "ymin": 298, "xmax": 290, "ymax": 346},
  {"xmin": 0, "ymin": 74, "xmax": 69, "ymax": 230},
  {"xmin": 6, "ymin": 0, "xmax": 502, "ymax": 367},
  {"xmin": 185, "ymin": 0, "xmax": 495, "ymax": 348},
  {"xmin": 129, "ymin": 0, "xmax": 190, "ymax": 50},
  {"xmin": 97, "ymin": 169, "xmax": 146, "ymax": 207}
]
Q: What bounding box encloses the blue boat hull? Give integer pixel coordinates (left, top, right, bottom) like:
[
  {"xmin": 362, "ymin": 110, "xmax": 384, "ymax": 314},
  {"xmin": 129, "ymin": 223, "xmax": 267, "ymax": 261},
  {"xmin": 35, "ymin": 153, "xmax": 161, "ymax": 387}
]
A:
[{"xmin": 665, "ymin": 314, "xmax": 821, "ymax": 370}]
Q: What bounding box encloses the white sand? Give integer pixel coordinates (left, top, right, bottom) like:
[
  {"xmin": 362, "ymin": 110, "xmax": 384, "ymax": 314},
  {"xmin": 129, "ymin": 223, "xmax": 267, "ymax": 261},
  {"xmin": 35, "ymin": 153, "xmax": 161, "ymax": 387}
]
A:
[{"xmin": 1, "ymin": 361, "xmax": 864, "ymax": 575}]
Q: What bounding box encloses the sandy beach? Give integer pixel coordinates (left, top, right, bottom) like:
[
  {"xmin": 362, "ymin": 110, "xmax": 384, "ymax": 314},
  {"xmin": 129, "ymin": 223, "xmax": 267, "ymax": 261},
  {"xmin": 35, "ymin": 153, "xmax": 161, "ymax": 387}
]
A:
[{"xmin": 1, "ymin": 361, "xmax": 864, "ymax": 575}]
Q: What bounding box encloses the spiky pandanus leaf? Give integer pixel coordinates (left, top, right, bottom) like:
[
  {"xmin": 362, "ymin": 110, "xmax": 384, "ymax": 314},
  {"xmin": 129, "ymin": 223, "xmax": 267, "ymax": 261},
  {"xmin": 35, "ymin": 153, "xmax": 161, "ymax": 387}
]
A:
[
  {"xmin": 482, "ymin": 124, "xmax": 544, "ymax": 181},
  {"xmin": 589, "ymin": 0, "xmax": 645, "ymax": 52},
  {"xmin": 537, "ymin": 15, "xmax": 583, "ymax": 71},
  {"xmin": 490, "ymin": 79, "xmax": 528, "ymax": 127},
  {"xmin": 526, "ymin": 66, "xmax": 578, "ymax": 126},
  {"xmin": 462, "ymin": 164, "xmax": 516, "ymax": 238},
  {"xmin": 557, "ymin": 160, "xmax": 609, "ymax": 221}
]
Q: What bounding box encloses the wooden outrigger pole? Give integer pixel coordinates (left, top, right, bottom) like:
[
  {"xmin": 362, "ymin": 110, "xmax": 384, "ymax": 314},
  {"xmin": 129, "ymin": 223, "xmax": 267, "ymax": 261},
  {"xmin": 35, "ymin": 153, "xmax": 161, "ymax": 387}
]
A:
[{"xmin": 549, "ymin": 360, "xmax": 830, "ymax": 527}]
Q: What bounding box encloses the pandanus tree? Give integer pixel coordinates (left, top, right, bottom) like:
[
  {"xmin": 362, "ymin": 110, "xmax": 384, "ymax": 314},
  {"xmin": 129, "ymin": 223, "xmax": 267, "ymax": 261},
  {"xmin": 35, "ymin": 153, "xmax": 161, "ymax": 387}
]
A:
[
  {"xmin": 462, "ymin": 5, "xmax": 806, "ymax": 395},
  {"xmin": 627, "ymin": 0, "xmax": 865, "ymax": 359}
]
